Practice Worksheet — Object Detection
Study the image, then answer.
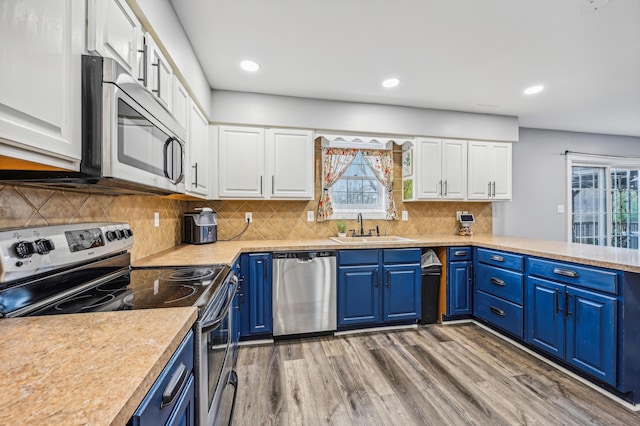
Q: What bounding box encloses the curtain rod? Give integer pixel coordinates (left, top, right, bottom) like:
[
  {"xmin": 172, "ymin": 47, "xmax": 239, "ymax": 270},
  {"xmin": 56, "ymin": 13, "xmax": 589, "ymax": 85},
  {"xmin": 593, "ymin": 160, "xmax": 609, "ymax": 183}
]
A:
[{"xmin": 562, "ymin": 150, "xmax": 635, "ymax": 159}]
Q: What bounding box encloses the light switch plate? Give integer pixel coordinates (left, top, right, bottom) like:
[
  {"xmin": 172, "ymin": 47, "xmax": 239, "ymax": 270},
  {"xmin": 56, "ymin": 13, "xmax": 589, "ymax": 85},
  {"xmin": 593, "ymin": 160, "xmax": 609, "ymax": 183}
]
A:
[
  {"xmin": 557, "ymin": 204, "xmax": 565, "ymax": 214},
  {"xmin": 154, "ymin": 212, "xmax": 160, "ymax": 227},
  {"xmin": 402, "ymin": 211, "xmax": 408, "ymax": 221},
  {"xmin": 307, "ymin": 210, "xmax": 315, "ymax": 222}
]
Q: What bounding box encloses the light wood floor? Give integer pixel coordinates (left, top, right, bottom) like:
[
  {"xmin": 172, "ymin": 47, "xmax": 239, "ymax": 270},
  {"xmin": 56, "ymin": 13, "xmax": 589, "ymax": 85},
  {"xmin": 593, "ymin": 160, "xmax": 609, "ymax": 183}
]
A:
[{"xmin": 233, "ymin": 323, "xmax": 640, "ymax": 425}]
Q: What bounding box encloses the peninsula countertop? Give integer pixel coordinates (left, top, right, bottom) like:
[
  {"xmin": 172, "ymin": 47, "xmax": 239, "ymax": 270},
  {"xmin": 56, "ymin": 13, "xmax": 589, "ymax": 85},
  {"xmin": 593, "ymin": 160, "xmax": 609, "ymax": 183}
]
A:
[
  {"xmin": 133, "ymin": 234, "xmax": 640, "ymax": 273},
  {"xmin": 0, "ymin": 307, "xmax": 198, "ymax": 426}
]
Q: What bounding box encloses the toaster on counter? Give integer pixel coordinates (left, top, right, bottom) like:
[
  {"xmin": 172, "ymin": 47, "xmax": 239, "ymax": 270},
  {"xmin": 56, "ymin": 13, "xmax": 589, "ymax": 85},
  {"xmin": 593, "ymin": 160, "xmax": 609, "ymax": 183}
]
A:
[{"xmin": 183, "ymin": 208, "xmax": 217, "ymax": 244}]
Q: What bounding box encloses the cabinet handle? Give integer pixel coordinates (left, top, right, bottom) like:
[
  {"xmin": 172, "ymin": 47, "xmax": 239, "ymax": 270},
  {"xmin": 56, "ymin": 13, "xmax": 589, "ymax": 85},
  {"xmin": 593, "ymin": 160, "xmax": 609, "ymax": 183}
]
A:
[
  {"xmin": 374, "ymin": 270, "xmax": 379, "ymax": 288},
  {"xmin": 260, "ymin": 176, "xmax": 263, "ymax": 195},
  {"xmin": 488, "ymin": 182, "xmax": 492, "ymax": 197},
  {"xmin": 565, "ymin": 292, "xmax": 572, "ymax": 317},
  {"xmin": 492, "ymin": 181, "xmax": 496, "ymax": 197},
  {"xmin": 454, "ymin": 250, "xmax": 467, "ymax": 257},
  {"xmin": 192, "ymin": 163, "xmax": 198, "ymax": 187},
  {"xmin": 272, "ymin": 176, "xmax": 275, "ymax": 195},
  {"xmin": 161, "ymin": 362, "xmax": 188, "ymax": 407},
  {"xmin": 490, "ymin": 277, "xmax": 505, "ymax": 286},
  {"xmin": 489, "ymin": 255, "xmax": 505, "ymax": 263},
  {"xmin": 444, "ymin": 180, "xmax": 448, "ymax": 197},
  {"xmin": 151, "ymin": 59, "xmax": 161, "ymax": 97},
  {"xmin": 137, "ymin": 44, "xmax": 148, "ymax": 86},
  {"xmin": 490, "ymin": 306, "xmax": 505, "ymax": 317},
  {"xmin": 553, "ymin": 268, "xmax": 579, "ymax": 278},
  {"xmin": 438, "ymin": 180, "xmax": 443, "ymax": 196}
]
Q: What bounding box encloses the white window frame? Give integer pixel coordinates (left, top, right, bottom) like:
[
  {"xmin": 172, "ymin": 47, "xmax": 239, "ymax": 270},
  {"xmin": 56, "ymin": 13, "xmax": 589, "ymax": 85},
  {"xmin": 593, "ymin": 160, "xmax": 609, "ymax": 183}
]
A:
[{"xmin": 566, "ymin": 153, "xmax": 640, "ymax": 244}]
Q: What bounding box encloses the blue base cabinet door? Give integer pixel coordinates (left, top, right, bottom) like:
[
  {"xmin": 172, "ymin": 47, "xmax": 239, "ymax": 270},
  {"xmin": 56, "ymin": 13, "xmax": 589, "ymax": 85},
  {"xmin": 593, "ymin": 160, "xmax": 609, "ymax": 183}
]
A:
[
  {"xmin": 338, "ymin": 266, "xmax": 380, "ymax": 326},
  {"xmin": 248, "ymin": 253, "xmax": 273, "ymax": 335},
  {"xmin": 525, "ymin": 277, "xmax": 565, "ymax": 358},
  {"xmin": 447, "ymin": 260, "xmax": 473, "ymax": 316},
  {"xmin": 383, "ymin": 264, "xmax": 421, "ymax": 322},
  {"xmin": 566, "ymin": 286, "xmax": 617, "ymax": 385}
]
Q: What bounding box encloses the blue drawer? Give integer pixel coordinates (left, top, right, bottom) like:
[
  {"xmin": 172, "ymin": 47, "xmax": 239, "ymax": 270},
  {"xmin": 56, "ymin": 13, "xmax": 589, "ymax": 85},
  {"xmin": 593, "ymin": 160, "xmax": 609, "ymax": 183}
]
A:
[
  {"xmin": 475, "ymin": 291, "xmax": 523, "ymax": 338},
  {"xmin": 131, "ymin": 330, "xmax": 195, "ymax": 426},
  {"xmin": 383, "ymin": 248, "xmax": 421, "ymax": 264},
  {"xmin": 338, "ymin": 249, "xmax": 379, "ymax": 266},
  {"xmin": 448, "ymin": 247, "xmax": 471, "ymax": 261},
  {"xmin": 476, "ymin": 263, "xmax": 524, "ymax": 305},
  {"xmin": 476, "ymin": 248, "xmax": 524, "ymax": 272},
  {"xmin": 527, "ymin": 257, "xmax": 618, "ymax": 295}
]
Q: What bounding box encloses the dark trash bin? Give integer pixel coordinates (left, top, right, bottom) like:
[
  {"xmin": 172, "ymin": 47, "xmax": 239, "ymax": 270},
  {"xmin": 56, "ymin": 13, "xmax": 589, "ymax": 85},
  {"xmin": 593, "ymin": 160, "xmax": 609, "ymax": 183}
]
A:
[{"xmin": 420, "ymin": 250, "xmax": 442, "ymax": 324}]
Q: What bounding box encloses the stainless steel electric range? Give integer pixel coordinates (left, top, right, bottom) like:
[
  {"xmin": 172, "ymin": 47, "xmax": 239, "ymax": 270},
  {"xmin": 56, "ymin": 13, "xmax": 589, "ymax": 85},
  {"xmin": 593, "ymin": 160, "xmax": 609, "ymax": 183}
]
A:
[{"xmin": 0, "ymin": 223, "xmax": 238, "ymax": 426}]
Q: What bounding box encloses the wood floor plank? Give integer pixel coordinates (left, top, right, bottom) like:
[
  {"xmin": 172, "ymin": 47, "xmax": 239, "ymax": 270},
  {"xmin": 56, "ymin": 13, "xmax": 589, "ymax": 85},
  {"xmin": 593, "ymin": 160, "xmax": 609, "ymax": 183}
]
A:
[{"xmin": 233, "ymin": 324, "xmax": 640, "ymax": 425}]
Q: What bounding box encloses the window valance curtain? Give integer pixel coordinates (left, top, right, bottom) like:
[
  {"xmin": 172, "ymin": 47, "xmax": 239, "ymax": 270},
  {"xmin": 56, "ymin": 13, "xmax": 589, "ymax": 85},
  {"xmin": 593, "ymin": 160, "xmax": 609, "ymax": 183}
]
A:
[{"xmin": 316, "ymin": 147, "xmax": 398, "ymax": 222}]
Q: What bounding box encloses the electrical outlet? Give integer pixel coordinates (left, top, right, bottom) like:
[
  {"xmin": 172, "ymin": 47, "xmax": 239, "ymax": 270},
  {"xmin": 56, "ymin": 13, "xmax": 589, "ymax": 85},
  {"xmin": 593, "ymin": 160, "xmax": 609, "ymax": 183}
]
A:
[
  {"xmin": 245, "ymin": 212, "xmax": 252, "ymax": 223},
  {"xmin": 557, "ymin": 204, "xmax": 565, "ymax": 214},
  {"xmin": 456, "ymin": 211, "xmax": 462, "ymax": 220},
  {"xmin": 307, "ymin": 210, "xmax": 315, "ymax": 222},
  {"xmin": 402, "ymin": 210, "xmax": 408, "ymax": 221},
  {"xmin": 154, "ymin": 212, "xmax": 160, "ymax": 227}
]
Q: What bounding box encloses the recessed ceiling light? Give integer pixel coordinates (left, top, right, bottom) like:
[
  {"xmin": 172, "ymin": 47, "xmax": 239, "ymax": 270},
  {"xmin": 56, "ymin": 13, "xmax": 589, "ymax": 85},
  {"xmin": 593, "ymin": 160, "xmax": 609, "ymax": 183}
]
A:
[
  {"xmin": 382, "ymin": 78, "xmax": 399, "ymax": 88},
  {"xmin": 240, "ymin": 60, "xmax": 260, "ymax": 72},
  {"xmin": 524, "ymin": 85, "xmax": 544, "ymax": 95}
]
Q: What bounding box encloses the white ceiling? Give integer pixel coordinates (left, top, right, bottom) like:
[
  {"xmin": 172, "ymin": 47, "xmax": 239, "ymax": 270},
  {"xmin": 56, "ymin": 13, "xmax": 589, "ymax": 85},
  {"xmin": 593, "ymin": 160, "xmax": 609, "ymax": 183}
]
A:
[{"xmin": 170, "ymin": 0, "xmax": 640, "ymax": 137}]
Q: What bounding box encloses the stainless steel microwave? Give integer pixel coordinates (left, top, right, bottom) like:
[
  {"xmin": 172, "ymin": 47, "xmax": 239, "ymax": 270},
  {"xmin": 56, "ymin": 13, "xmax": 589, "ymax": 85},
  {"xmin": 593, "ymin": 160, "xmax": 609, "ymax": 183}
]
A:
[{"xmin": 0, "ymin": 55, "xmax": 186, "ymax": 195}]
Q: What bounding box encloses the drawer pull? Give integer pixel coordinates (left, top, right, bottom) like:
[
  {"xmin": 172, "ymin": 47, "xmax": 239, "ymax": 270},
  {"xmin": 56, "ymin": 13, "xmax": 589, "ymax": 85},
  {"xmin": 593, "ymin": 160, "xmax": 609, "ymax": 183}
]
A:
[
  {"xmin": 553, "ymin": 268, "xmax": 579, "ymax": 278},
  {"xmin": 162, "ymin": 362, "xmax": 188, "ymax": 407},
  {"xmin": 490, "ymin": 277, "xmax": 505, "ymax": 286},
  {"xmin": 454, "ymin": 251, "xmax": 467, "ymax": 256},
  {"xmin": 490, "ymin": 255, "xmax": 505, "ymax": 262},
  {"xmin": 490, "ymin": 306, "xmax": 505, "ymax": 317}
]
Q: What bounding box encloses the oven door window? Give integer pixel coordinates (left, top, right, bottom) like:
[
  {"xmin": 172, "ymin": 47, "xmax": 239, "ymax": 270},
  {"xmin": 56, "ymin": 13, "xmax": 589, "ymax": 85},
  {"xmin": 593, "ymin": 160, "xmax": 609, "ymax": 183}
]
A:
[
  {"xmin": 207, "ymin": 312, "xmax": 230, "ymax": 407},
  {"xmin": 117, "ymin": 99, "xmax": 183, "ymax": 183}
]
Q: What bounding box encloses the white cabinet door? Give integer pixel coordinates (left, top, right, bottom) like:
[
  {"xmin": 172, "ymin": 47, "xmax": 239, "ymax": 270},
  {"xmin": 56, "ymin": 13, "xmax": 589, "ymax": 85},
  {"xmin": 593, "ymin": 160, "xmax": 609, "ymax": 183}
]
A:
[
  {"xmin": 145, "ymin": 33, "xmax": 173, "ymax": 112},
  {"xmin": 415, "ymin": 138, "xmax": 466, "ymax": 200},
  {"xmin": 467, "ymin": 141, "xmax": 512, "ymax": 200},
  {"xmin": 172, "ymin": 77, "xmax": 189, "ymax": 130},
  {"xmin": 186, "ymin": 100, "xmax": 210, "ymax": 198},
  {"xmin": 416, "ymin": 138, "xmax": 442, "ymax": 199},
  {"xmin": 267, "ymin": 129, "xmax": 314, "ymax": 199},
  {"xmin": 0, "ymin": 0, "xmax": 82, "ymax": 169},
  {"xmin": 87, "ymin": 0, "xmax": 142, "ymax": 79},
  {"xmin": 218, "ymin": 126, "xmax": 265, "ymax": 198},
  {"xmin": 441, "ymin": 139, "xmax": 467, "ymax": 199}
]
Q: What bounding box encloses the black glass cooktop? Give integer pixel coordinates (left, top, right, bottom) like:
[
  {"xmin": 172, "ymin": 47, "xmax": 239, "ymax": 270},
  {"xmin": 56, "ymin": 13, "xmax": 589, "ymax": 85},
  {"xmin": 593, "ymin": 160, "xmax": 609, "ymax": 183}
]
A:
[{"xmin": 0, "ymin": 264, "xmax": 228, "ymax": 317}]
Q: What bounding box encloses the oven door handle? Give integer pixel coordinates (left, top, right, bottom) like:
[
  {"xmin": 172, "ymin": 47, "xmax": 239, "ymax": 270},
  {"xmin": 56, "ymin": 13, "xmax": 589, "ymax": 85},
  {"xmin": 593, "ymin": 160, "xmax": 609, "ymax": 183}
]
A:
[{"xmin": 201, "ymin": 275, "xmax": 238, "ymax": 334}]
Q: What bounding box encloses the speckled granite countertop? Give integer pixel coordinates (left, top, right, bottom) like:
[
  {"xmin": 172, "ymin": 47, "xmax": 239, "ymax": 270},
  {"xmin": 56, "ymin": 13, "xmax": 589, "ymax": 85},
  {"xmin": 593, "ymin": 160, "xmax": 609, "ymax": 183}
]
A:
[
  {"xmin": 0, "ymin": 307, "xmax": 197, "ymax": 426},
  {"xmin": 133, "ymin": 234, "xmax": 640, "ymax": 273}
]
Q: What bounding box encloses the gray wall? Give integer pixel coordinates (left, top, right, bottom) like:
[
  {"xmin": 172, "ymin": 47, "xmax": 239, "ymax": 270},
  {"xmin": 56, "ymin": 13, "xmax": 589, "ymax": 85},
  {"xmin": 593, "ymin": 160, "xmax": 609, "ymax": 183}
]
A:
[
  {"xmin": 493, "ymin": 128, "xmax": 640, "ymax": 241},
  {"xmin": 211, "ymin": 90, "xmax": 519, "ymax": 142}
]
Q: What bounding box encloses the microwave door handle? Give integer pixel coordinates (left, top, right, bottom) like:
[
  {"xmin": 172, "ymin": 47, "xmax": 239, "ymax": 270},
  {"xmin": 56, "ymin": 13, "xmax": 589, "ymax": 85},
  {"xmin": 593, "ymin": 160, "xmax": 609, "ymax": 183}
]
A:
[
  {"xmin": 164, "ymin": 137, "xmax": 184, "ymax": 185},
  {"xmin": 201, "ymin": 276, "xmax": 238, "ymax": 334}
]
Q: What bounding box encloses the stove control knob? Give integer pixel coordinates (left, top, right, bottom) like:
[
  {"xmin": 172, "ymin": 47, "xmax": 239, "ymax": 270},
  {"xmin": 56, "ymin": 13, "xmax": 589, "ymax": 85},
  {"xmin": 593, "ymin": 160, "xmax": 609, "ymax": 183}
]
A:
[
  {"xmin": 34, "ymin": 239, "xmax": 55, "ymax": 255},
  {"xmin": 14, "ymin": 241, "xmax": 36, "ymax": 258},
  {"xmin": 114, "ymin": 230, "xmax": 123, "ymax": 240},
  {"xmin": 105, "ymin": 231, "xmax": 117, "ymax": 242},
  {"xmin": 122, "ymin": 229, "xmax": 133, "ymax": 239}
]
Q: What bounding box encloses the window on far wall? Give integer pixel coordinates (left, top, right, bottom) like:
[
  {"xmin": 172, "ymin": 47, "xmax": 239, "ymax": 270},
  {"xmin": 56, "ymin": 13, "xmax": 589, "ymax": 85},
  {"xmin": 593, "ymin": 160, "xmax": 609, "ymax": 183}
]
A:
[
  {"xmin": 330, "ymin": 151, "xmax": 387, "ymax": 219},
  {"xmin": 568, "ymin": 154, "xmax": 640, "ymax": 249}
]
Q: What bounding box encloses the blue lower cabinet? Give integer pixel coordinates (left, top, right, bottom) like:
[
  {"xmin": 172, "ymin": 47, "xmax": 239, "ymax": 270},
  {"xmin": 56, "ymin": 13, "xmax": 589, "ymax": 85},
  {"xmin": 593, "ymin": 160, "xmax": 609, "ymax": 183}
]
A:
[
  {"xmin": 238, "ymin": 253, "xmax": 272, "ymax": 338},
  {"xmin": 447, "ymin": 247, "xmax": 473, "ymax": 317},
  {"xmin": 525, "ymin": 276, "xmax": 617, "ymax": 386},
  {"xmin": 337, "ymin": 249, "xmax": 421, "ymax": 328},
  {"xmin": 129, "ymin": 331, "xmax": 195, "ymax": 426},
  {"xmin": 383, "ymin": 264, "xmax": 421, "ymax": 322},
  {"xmin": 337, "ymin": 266, "xmax": 380, "ymax": 326}
]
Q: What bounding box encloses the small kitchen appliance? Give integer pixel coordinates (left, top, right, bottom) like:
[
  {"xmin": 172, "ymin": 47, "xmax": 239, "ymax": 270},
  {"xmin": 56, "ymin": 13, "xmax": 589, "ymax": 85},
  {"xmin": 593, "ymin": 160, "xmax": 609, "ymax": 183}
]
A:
[
  {"xmin": 0, "ymin": 222, "xmax": 237, "ymax": 426},
  {"xmin": 183, "ymin": 208, "xmax": 217, "ymax": 244},
  {"xmin": 457, "ymin": 212, "xmax": 475, "ymax": 236}
]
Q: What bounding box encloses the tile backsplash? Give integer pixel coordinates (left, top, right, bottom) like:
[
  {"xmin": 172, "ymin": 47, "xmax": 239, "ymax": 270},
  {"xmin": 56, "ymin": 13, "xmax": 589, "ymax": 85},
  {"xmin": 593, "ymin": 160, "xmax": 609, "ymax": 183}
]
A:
[{"xmin": 0, "ymin": 185, "xmax": 186, "ymax": 261}]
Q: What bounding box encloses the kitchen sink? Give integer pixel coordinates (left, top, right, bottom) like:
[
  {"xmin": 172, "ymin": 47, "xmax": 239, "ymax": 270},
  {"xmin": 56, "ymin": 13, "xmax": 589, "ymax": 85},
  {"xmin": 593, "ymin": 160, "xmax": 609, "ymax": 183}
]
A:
[{"xmin": 329, "ymin": 236, "xmax": 416, "ymax": 244}]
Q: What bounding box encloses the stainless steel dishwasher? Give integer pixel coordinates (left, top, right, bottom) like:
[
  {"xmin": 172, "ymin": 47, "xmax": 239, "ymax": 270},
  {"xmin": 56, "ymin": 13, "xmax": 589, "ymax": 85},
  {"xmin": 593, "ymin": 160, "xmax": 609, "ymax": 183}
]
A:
[{"xmin": 272, "ymin": 251, "xmax": 337, "ymax": 336}]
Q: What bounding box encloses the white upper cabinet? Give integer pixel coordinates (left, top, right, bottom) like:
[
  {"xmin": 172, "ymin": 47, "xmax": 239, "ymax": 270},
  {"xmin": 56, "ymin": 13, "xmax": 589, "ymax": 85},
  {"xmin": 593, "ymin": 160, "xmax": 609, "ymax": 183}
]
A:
[
  {"xmin": 172, "ymin": 76, "xmax": 189, "ymax": 130},
  {"xmin": 144, "ymin": 33, "xmax": 173, "ymax": 112},
  {"xmin": 266, "ymin": 129, "xmax": 314, "ymax": 199},
  {"xmin": 217, "ymin": 125, "xmax": 314, "ymax": 199},
  {"xmin": 218, "ymin": 126, "xmax": 266, "ymax": 198},
  {"xmin": 186, "ymin": 100, "xmax": 210, "ymax": 198},
  {"xmin": 0, "ymin": 0, "xmax": 83, "ymax": 169},
  {"xmin": 87, "ymin": 0, "xmax": 142, "ymax": 79},
  {"xmin": 415, "ymin": 138, "xmax": 467, "ymax": 200},
  {"xmin": 467, "ymin": 141, "xmax": 512, "ymax": 200}
]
